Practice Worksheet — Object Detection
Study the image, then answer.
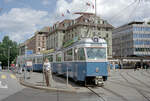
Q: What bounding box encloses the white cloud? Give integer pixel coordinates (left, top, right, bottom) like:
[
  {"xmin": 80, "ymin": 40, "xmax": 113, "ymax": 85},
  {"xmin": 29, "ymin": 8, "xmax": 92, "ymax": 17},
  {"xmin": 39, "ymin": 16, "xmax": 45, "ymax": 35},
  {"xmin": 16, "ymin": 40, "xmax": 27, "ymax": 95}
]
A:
[
  {"xmin": 54, "ymin": 0, "xmax": 94, "ymax": 20},
  {"xmin": 0, "ymin": 8, "xmax": 50, "ymax": 43},
  {"xmin": 1, "ymin": 0, "xmax": 150, "ymax": 43},
  {"xmin": 55, "ymin": 0, "xmax": 150, "ymax": 27}
]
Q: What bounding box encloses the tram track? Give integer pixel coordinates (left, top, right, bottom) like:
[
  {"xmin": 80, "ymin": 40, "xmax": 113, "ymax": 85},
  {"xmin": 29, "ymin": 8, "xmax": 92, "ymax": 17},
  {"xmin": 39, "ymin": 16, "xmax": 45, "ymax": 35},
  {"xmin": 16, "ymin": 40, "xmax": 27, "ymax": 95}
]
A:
[
  {"xmin": 126, "ymin": 72, "xmax": 150, "ymax": 88},
  {"xmin": 87, "ymin": 87, "xmax": 106, "ymax": 101},
  {"xmin": 101, "ymin": 87, "xmax": 129, "ymax": 101},
  {"xmin": 109, "ymin": 80, "xmax": 150, "ymax": 94},
  {"xmin": 86, "ymin": 79, "xmax": 129, "ymax": 101},
  {"xmin": 140, "ymin": 70, "xmax": 150, "ymax": 78},
  {"xmin": 120, "ymin": 72, "xmax": 150, "ymax": 101}
]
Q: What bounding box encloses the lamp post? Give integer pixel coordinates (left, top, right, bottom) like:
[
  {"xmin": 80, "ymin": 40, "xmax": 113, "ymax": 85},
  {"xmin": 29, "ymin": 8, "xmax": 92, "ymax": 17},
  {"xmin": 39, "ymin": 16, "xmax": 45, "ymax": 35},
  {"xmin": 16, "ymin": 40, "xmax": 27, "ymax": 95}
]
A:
[
  {"xmin": 24, "ymin": 45, "xmax": 28, "ymax": 80},
  {"xmin": 8, "ymin": 46, "xmax": 11, "ymax": 71}
]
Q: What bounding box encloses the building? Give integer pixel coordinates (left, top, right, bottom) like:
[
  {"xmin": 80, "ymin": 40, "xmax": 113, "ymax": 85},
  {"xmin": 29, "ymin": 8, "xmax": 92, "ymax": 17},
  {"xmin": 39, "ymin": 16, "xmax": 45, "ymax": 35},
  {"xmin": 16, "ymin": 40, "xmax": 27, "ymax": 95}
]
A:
[
  {"xmin": 19, "ymin": 27, "xmax": 48, "ymax": 55},
  {"xmin": 47, "ymin": 13, "xmax": 114, "ymax": 58},
  {"xmin": 19, "ymin": 43, "xmax": 26, "ymax": 55},
  {"xmin": 112, "ymin": 21, "xmax": 150, "ymax": 58}
]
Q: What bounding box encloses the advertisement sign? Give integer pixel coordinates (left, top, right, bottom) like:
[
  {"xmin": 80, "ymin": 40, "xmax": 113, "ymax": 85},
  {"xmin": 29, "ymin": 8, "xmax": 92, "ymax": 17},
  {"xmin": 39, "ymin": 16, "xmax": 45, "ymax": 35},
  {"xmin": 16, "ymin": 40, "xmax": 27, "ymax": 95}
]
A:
[{"xmin": 26, "ymin": 61, "xmax": 32, "ymax": 67}]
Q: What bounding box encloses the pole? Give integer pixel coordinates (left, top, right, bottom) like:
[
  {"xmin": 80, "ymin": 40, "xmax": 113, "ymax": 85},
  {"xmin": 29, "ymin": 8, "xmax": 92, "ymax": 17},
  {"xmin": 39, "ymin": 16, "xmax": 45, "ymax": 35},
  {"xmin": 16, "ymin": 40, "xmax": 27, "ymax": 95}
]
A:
[
  {"xmin": 8, "ymin": 47, "xmax": 9, "ymax": 71},
  {"xmin": 95, "ymin": 0, "xmax": 97, "ymax": 16},
  {"xmin": 8, "ymin": 47, "xmax": 11, "ymax": 71},
  {"xmin": 67, "ymin": 67, "xmax": 68, "ymax": 87},
  {"xmin": 24, "ymin": 46, "xmax": 27, "ymax": 80},
  {"xmin": 42, "ymin": 54, "xmax": 45, "ymax": 86}
]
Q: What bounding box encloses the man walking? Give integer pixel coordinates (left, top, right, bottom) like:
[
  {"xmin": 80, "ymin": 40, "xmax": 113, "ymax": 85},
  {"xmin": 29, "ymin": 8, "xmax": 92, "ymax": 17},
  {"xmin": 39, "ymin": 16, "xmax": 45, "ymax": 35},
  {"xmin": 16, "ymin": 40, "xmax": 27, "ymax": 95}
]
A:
[{"xmin": 43, "ymin": 58, "xmax": 53, "ymax": 87}]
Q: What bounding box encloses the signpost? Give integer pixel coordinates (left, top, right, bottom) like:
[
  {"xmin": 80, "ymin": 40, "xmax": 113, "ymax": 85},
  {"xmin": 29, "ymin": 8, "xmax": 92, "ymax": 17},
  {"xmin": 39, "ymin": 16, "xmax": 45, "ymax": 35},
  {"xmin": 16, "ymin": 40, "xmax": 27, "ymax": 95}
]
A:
[
  {"xmin": 26, "ymin": 60, "xmax": 33, "ymax": 79},
  {"xmin": 26, "ymin": 50, "xmax": 33, "ymax": 55}
]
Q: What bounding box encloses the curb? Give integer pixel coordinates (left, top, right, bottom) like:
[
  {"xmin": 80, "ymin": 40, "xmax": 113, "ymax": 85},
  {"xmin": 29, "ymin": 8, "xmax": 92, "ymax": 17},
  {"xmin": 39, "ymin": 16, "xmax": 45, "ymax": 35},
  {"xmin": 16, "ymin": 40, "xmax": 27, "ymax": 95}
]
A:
[{"xmin": 19, "ymin": 78, "xmax": 76, "ymax": 93}]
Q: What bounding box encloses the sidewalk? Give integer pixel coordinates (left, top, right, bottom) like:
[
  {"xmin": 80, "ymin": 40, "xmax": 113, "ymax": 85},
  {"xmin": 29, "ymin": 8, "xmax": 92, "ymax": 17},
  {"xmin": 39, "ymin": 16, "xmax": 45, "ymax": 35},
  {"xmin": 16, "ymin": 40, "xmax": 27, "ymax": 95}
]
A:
[{"xmin": 16, "ymin": 72, "xmax": 76, "ymax": 93}]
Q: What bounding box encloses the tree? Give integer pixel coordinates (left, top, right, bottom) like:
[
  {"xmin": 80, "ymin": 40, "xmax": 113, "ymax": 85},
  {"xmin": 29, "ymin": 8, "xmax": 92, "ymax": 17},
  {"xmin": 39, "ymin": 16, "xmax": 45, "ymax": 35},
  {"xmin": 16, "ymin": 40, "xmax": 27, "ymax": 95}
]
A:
[
  {"xmin": 148, "ymin": 21, "xmax": 150, "ymax": 25},
  {"xmin": 0, "ymin": 36, "xmax": 19, "ymax": 68}
]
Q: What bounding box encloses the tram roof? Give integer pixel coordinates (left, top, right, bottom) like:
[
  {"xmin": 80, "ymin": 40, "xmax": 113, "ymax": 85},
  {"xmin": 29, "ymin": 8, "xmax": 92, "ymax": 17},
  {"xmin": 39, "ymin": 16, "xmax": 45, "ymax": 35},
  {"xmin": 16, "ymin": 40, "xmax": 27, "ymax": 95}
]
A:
[{"xmin": 64, "ymin": 38, "xmax": 107, "ymax": 49}]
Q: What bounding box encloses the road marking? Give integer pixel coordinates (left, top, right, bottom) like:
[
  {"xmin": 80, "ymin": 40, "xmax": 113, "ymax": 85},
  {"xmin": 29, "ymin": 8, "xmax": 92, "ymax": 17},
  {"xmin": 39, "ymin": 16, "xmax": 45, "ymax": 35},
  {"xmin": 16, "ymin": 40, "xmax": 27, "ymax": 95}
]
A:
[
  {"xmin": 0, "ymin": 81, "xmax": 8, "ymax": 88},
  {"xmin": 1, "ymin": 75, "xmax": 6, "ymax": 79},
  {"xmin": 10, "ymin": 74, "xmax": 16, "ymax": 79}
]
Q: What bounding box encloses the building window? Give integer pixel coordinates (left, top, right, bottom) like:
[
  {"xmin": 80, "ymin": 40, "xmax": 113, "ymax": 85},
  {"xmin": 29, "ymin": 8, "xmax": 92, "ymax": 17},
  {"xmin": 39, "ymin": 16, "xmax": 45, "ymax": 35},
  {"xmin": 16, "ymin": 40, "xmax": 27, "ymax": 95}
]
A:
[
  {"xmin": 106, "ymin": 33, "xmax": 109, "ymax": 38},
  {"xmin": 64, "ymin": 49, "xmax": 73, "ymax": 61},
  {"xmin": 42, "ymin": 42, "xmax": 45, "ymax": 46},
  {"xmin": 38, "ymin": 48, "xmax": 40, "ymax": 52}
]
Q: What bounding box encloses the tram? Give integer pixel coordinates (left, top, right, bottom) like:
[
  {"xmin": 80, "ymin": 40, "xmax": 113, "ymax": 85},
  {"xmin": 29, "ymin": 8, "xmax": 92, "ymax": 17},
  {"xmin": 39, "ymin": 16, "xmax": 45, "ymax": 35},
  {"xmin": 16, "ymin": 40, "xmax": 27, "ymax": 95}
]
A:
[{"xmin": 17, "ymin": 37, "xmax": 108, "ymax": 86}]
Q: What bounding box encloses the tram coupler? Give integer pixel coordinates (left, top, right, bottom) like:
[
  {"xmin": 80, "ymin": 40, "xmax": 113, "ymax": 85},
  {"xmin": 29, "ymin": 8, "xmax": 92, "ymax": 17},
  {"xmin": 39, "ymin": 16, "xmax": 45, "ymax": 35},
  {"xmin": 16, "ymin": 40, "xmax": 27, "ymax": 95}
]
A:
[{"xmin": 95, "ymin": 76, "xmax": 104, "ymax": 87}]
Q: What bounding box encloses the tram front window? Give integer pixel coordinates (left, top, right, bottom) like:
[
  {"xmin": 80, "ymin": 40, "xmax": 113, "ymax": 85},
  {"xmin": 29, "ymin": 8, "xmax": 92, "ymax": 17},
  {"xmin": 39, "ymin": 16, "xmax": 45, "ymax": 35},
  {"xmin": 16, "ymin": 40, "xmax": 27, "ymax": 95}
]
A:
[{"xmin": 86, "ymin": 48, "xmax": 106, "ymax": 60}]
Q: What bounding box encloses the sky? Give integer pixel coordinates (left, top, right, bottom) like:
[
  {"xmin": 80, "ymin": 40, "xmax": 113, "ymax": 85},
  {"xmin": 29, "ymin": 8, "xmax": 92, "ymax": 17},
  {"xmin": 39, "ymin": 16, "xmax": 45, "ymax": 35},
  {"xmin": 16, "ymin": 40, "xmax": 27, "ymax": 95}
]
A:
[{"xmin": 0, "ymin": 0, "xmax": 150, "ymax": 43}]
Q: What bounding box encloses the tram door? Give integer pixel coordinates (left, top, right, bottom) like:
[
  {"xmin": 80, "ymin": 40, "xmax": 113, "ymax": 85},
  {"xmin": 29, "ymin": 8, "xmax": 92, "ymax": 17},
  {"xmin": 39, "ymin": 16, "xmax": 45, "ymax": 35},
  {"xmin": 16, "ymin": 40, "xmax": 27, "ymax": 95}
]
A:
[
  {"xmin": 74, "ymin": 48, "xmax": 78, "ymax": 81},
  {"xmin": 74, "ymin": 64, "xmax": 78, "ymax": 81}
]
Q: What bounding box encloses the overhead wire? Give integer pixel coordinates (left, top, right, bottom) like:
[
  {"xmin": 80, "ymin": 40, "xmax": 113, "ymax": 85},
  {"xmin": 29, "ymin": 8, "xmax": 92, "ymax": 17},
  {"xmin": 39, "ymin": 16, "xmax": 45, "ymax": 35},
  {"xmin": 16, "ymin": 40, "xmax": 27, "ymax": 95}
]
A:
[
  {"xmin": 108, "ymin": 0, "xmax": 138, "ymax": 23},
  {"xmin": 127, "ymin": 0, "xmax": 140, "ymax": 23}
]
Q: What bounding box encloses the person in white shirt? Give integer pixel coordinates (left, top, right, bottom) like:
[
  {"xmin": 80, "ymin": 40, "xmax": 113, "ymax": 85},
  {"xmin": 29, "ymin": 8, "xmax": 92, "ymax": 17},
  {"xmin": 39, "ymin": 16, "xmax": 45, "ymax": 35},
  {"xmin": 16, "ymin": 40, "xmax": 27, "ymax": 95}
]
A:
[{"xmin": 43, "ymin": 58, "xmax": 52, "ymax": 87}]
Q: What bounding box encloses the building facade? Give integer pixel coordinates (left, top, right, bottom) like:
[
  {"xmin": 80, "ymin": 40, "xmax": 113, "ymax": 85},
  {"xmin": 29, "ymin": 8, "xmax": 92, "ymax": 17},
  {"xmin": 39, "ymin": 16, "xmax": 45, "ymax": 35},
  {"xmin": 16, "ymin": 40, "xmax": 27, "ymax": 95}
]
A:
[
  {"xmin": 47, "ymin": 13, "xmax": 114, "ymax": 58},
  {"xmin": 19, "ymin": 27, "xmax": 48, "ymax": 55},
  {"xmin": 112, "ymin": 21, "xmax": 150, "ymax": 58}
]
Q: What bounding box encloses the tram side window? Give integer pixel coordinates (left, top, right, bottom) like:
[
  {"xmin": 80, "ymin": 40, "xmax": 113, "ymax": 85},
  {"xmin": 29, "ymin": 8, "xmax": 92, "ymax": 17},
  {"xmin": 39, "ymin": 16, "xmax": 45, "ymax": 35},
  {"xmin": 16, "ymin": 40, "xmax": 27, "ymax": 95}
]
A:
[
  {"xmin": 74, "ymin": 48, "xmax": 85, "ymax": 61},
  {"xmin": 37, "ymin": 57, "xmax": 42, "ymax": 64},
  {"xmin": 48, "ymin": 55, "xmax": 53, "ymax": 62},
  {"xmin": 32, "ymin": 58, "xmax": 35, "ymax": 64},
  {"xmin": 78, "ymin": 48, "xmax": 85, "ymax": 60},
  {"xmin": 64, "ymin": 49, "xmax": 73, "ymax": 61},
  {"xmin": 56, "ymin": 53, "xmax": 62, "ymax": 62},
  {"xmin": 74, "ymin": 48, "xmax": 78, "ymax": 61}
]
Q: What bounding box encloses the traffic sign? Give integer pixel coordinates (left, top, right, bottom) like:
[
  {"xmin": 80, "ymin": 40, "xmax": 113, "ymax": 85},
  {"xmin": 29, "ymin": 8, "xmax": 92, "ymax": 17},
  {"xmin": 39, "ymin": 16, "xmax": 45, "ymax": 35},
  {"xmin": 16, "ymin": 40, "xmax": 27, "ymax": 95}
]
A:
[{"xmin": 26, "ymin": 50, "xmax": 33, "ymax": 55}]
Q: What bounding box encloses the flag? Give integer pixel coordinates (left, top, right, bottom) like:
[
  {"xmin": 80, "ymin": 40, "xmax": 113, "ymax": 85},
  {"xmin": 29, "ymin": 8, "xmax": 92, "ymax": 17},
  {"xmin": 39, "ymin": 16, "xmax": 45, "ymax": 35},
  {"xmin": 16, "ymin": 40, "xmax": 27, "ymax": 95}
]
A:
[
  {"xmin": 67, "ymin": 9, "xmax": 70, "ymax": 14},
  {"xmin": 86, "ymin": 2, "xmax": 90, "ymax": 6}
]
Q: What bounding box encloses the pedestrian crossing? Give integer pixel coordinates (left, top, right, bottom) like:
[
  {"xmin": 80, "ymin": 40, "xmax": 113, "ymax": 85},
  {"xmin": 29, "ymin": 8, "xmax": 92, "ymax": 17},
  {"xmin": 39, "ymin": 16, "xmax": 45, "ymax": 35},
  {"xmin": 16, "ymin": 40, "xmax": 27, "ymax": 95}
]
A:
[{"xmin": 0, "ymin": 74, "xmax": 16, "ymax": 79}]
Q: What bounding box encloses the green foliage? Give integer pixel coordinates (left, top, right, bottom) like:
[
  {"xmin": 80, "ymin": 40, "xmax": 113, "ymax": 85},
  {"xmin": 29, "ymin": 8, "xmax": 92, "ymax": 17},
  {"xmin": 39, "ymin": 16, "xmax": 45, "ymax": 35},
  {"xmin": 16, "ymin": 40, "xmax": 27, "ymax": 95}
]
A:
[
  {"xmin": 0, "ymin": 36, "xmax": 19, "ymax": 67},
  {"xmin": 148, "ymin": 21, "xmax": 150, "ymax": 25}
]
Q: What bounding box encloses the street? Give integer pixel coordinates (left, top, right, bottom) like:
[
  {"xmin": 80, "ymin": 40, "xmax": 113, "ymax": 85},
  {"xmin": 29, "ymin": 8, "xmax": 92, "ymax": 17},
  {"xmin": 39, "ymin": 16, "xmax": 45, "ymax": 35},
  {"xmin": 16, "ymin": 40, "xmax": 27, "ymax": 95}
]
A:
[
  {"xmin": 0, "ymin": 71, "xmax": 100, "ymax": 101},
  {"xmin": 0, "ymin": 71, "xmax": 24, "ymax": 101},
  {"xmin": 0, "ymin": 70, "xmax": 150, "ymax": 101}
]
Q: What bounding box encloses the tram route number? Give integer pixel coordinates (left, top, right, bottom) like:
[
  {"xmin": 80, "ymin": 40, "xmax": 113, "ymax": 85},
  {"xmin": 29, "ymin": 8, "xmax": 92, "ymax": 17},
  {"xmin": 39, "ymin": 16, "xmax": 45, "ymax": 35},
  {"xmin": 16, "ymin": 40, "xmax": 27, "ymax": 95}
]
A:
[{"xmin": 0, "ymin": 81, "xmax": 8, "ymax": 88}]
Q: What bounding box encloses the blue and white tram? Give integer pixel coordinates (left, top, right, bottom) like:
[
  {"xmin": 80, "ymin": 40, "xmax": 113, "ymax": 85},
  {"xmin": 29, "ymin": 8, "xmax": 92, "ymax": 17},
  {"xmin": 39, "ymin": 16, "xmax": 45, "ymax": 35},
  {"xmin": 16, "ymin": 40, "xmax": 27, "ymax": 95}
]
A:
[
  {"xmin": 50, "ymin": 37, "xmax": 108, "ymax": 86},
  {"xmin": 17, "ymin": 37, "xmax": 108, "ymax": 86},
  {"xmin": 17, "ymin": 54, "xmax": 43, "ymax": 72}
]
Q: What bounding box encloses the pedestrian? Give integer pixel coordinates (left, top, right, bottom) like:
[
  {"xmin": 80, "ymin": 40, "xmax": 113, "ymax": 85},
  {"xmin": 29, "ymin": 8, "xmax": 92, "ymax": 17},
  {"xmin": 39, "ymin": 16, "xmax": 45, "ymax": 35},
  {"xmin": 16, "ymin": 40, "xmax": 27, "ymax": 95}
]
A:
[
  {"xmin": 11, "ymin": 63, "xmax": 15, "ymax": 72},
  {"xmin": 0, "ymin": 62, "xmax": 2, "ymax": 71},
  {"xmin": 112, "ymin": 62, "xmax": 116, "ymax": 71},
  {"xmin": 134, "ymin": 62, "xmax": 137, "ymax": 71},
  {"xmin": 43, "ymin": 58, "xmax": 53, "ymax": 87},
  {"xmin": 118, "ymin": 62, "xmax": 122, "ymax": 69}
]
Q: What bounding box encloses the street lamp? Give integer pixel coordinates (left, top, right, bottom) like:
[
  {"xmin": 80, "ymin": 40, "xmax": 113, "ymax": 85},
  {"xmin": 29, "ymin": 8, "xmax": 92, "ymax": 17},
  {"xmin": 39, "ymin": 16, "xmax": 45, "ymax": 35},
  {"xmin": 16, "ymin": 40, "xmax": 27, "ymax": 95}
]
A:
[{"xmin": 8, "ymin": 46, "xmax": 11, "ymax": 71}]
